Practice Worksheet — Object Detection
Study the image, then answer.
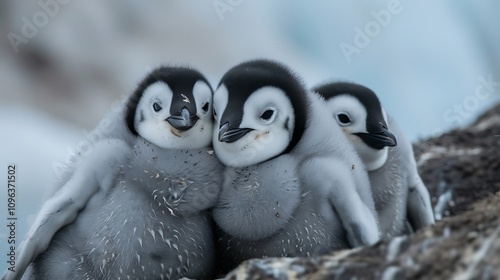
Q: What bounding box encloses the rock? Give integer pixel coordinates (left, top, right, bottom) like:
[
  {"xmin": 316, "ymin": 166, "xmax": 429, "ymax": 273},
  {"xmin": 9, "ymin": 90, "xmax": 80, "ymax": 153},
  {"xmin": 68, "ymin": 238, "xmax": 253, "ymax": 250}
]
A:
[
  {"xmin": 223, "ymin": 104, "xmax": 500, "ymax": 280},
  {"xmin": 414, "ymin": 103, "xmax": 500, "ymax": 219},
  {"xmin": 225, "ymin": 195, "xmax": 500, "ymax": 280}
]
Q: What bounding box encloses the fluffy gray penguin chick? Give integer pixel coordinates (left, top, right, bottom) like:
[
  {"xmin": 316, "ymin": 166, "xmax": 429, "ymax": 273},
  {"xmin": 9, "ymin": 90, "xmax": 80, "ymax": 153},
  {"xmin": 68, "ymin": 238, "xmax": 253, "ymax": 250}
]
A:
[
  {"xmin": 313, "ymin": 81, "xmax": 435, "ymax": 239},
  {"xmin": 3, "ymin": 66, "xmax": 223, "ymax": 280},
  {"xmin": 211, "ymin": 59, "xmax": 380, "ymax": 272}
]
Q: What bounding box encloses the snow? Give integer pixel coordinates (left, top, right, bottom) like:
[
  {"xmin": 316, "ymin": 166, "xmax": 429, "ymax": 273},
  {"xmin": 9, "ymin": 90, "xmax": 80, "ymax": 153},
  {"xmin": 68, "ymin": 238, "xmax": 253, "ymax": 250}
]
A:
[
  {"xmin": 417, "ymin": 147, "xmax": 483, "ymax": 167},
  {"xmin": 381, "ymin": 266, "xmax": 402, "ymax": 280},
  {"xmin": 456, "ymin": 225, "xmax": 500, "ymax": 280},
  {"xmin": 472, "ymin": 115, "xmax": 500, "ymax": 132},
  {"xmin": 434, "ymin": 189, "xmax": 453, "ymax": 221},
  {"xmin": 386, "ymin": 236, "xmax": 406, "ymax": 262}
]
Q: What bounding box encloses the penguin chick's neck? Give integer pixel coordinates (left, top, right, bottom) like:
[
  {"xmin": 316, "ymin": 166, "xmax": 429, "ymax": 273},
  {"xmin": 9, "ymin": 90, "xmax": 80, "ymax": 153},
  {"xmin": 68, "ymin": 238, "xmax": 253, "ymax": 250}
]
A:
[{"xmin": 359, "ymin": 145, "xmax": 388, "ymax": 171}]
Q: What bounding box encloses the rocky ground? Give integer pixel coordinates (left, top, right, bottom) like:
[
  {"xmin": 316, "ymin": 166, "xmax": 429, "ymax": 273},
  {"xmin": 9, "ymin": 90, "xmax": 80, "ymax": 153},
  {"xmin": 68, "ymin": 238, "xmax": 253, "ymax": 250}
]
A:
[{"xmin": 223, "ymin": 104, "xmax": 500, "ymax": 280}]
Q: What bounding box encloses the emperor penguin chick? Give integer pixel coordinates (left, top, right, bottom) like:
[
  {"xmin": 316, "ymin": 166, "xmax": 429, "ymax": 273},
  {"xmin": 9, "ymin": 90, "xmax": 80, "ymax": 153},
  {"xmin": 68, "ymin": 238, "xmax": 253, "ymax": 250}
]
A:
[
  {"xmin": 3, "ymin": 66, "xmax": 223, "ymax": 280},
  {"xmin": 313, "ymin": 81, "xmax": 435, "ymax": 239},
  {"xmin": 211, "ymin": 60, "xmax": 380, "ymax": 272}
]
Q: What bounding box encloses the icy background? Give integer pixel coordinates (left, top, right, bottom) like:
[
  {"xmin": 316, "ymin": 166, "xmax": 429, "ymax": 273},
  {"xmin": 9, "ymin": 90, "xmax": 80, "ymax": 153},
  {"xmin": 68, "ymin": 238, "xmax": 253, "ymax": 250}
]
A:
[{"xmin": 0, "ymin": 1, "xmax": 499, "ymax": 273}]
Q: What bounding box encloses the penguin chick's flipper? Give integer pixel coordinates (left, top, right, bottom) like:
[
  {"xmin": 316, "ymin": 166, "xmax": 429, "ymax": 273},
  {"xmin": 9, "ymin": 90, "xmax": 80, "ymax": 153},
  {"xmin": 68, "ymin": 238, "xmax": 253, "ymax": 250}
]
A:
[
  {"xmin": 301, "ymin": 157, "xmax": 380, "ymax": 248},
  {"xmin": 406, "ymin": 173, "xmax": 435, "ymax": 231},
  {"xmin": 2, "ymin": 139, "xmax": 129, "ymax": 280}
]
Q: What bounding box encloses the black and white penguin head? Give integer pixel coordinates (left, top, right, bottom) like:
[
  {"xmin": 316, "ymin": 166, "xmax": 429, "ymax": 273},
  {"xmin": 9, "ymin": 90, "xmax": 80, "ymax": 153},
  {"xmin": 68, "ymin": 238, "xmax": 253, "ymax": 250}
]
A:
[
  {"xmin": 125, "ymin": 66, "xmax": 214, "ymax": 149},
  {"xmin": 213, "ymin": 59, "xmax": 307, "ymax": 167},
  {"xmin": 313, "ymin": 82, "xmax": 397, "ymax": 171}
]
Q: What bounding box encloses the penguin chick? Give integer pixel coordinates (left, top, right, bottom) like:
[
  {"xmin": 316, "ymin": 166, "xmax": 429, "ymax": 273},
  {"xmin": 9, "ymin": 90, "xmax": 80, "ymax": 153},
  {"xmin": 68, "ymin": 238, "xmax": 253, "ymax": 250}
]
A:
[
  {"xmin": 313, "ymin": 81, "xmax": 435, "ymax": 238},
  {"xmin": 211, "ymin": 59, "xmax": 380, "ymax": 272},
  {"xmin": 3, "ymin": 66, "xmax": 223, "ymax": 280}
]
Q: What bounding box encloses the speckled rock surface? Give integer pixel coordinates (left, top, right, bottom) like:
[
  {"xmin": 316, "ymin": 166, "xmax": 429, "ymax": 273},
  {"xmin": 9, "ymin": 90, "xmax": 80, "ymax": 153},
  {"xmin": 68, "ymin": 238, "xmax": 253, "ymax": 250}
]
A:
[
  {"xmin": 222, "ymin": 104, "xmax": 500, "ymax": 280},
  {"xmin": 414, "ymin": 103, "xmax": 500, "ymax": 219}
]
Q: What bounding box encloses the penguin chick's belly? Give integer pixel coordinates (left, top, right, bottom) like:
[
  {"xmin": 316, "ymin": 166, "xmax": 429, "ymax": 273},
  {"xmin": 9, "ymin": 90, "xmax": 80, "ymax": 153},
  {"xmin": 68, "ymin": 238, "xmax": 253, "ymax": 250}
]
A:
[
  {"xmin": 213, "ymin": 155, "xmax": 302, "ymax": 241},
  {"xmin": 218, "ymin": 195, "xmax": 347, "ymax": 271},
  {"xmin": 83, "ymin": 180, "xmax": 214, "ymax": 279},
  {"xmin": 369, "ymin": 167, "xmax": 409, "ymax": 238},
  {"xmin": 36, "ymin": 178, "xmax": 215, "ymax": 280}
]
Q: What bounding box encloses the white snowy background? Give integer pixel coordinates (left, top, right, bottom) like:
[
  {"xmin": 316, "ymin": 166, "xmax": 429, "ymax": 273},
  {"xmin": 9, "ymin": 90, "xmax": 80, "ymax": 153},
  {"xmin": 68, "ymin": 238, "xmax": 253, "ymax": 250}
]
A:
[{"xmin": 1, "ymin": 1, "xmax": 499, "ymax": 273}]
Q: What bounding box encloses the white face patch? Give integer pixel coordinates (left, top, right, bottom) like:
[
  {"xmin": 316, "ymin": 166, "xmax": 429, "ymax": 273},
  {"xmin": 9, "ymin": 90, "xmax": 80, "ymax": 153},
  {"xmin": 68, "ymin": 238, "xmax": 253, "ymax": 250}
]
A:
[
  {"xmin": 193, "ymin": 81, "xmax": 212, "ymax": 118},
  {"xmin": 325, "ymin": 95, "xmax": 367, "ymax": 135},
  {"xmin": 326, "ymin": 95, "xmax": 388, "ymax": 171},
  {"xmin": 213, "ymin": 86, "xmax": 295, "ymax": 167},
  {"xmin": 134, "ymin": 81, "xmax": 213, "ymax": 149},
  {"xmin": 212, "ymin": 85, "xmax": 228, "ymax": 123}
]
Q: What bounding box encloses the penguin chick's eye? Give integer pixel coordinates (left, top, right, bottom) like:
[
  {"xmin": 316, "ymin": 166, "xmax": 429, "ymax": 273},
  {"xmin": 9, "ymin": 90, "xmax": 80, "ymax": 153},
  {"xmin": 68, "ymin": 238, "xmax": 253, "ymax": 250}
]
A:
[
  {"xmin": 153, "ymin": 103, "xmax": 162, "ymax": 112},
  {"xmin": 202, "ymin": 102, "xmax": 209, "ymax": 113},
  {"xmin": 336, "ymin": 113, "xmax": 351, "ymax": 126},
  {"xmin": 260, "ymin": 109, "xmax": 275, "ymax": 122}
]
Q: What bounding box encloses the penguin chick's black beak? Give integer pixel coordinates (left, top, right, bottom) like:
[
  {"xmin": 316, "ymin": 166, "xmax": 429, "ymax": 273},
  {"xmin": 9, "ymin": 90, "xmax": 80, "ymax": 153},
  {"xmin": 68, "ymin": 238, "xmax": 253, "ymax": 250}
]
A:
[
  {"xmin": 166, "ymin": 107, "xmax": 199, "ymax": 131},
  {"xmin": 218, "ymin": 122, "xmax": 254, "ymax": 143},
  {"xmin": 354, "ymin": 127, "xmax": 397, "ymax": 150}
]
